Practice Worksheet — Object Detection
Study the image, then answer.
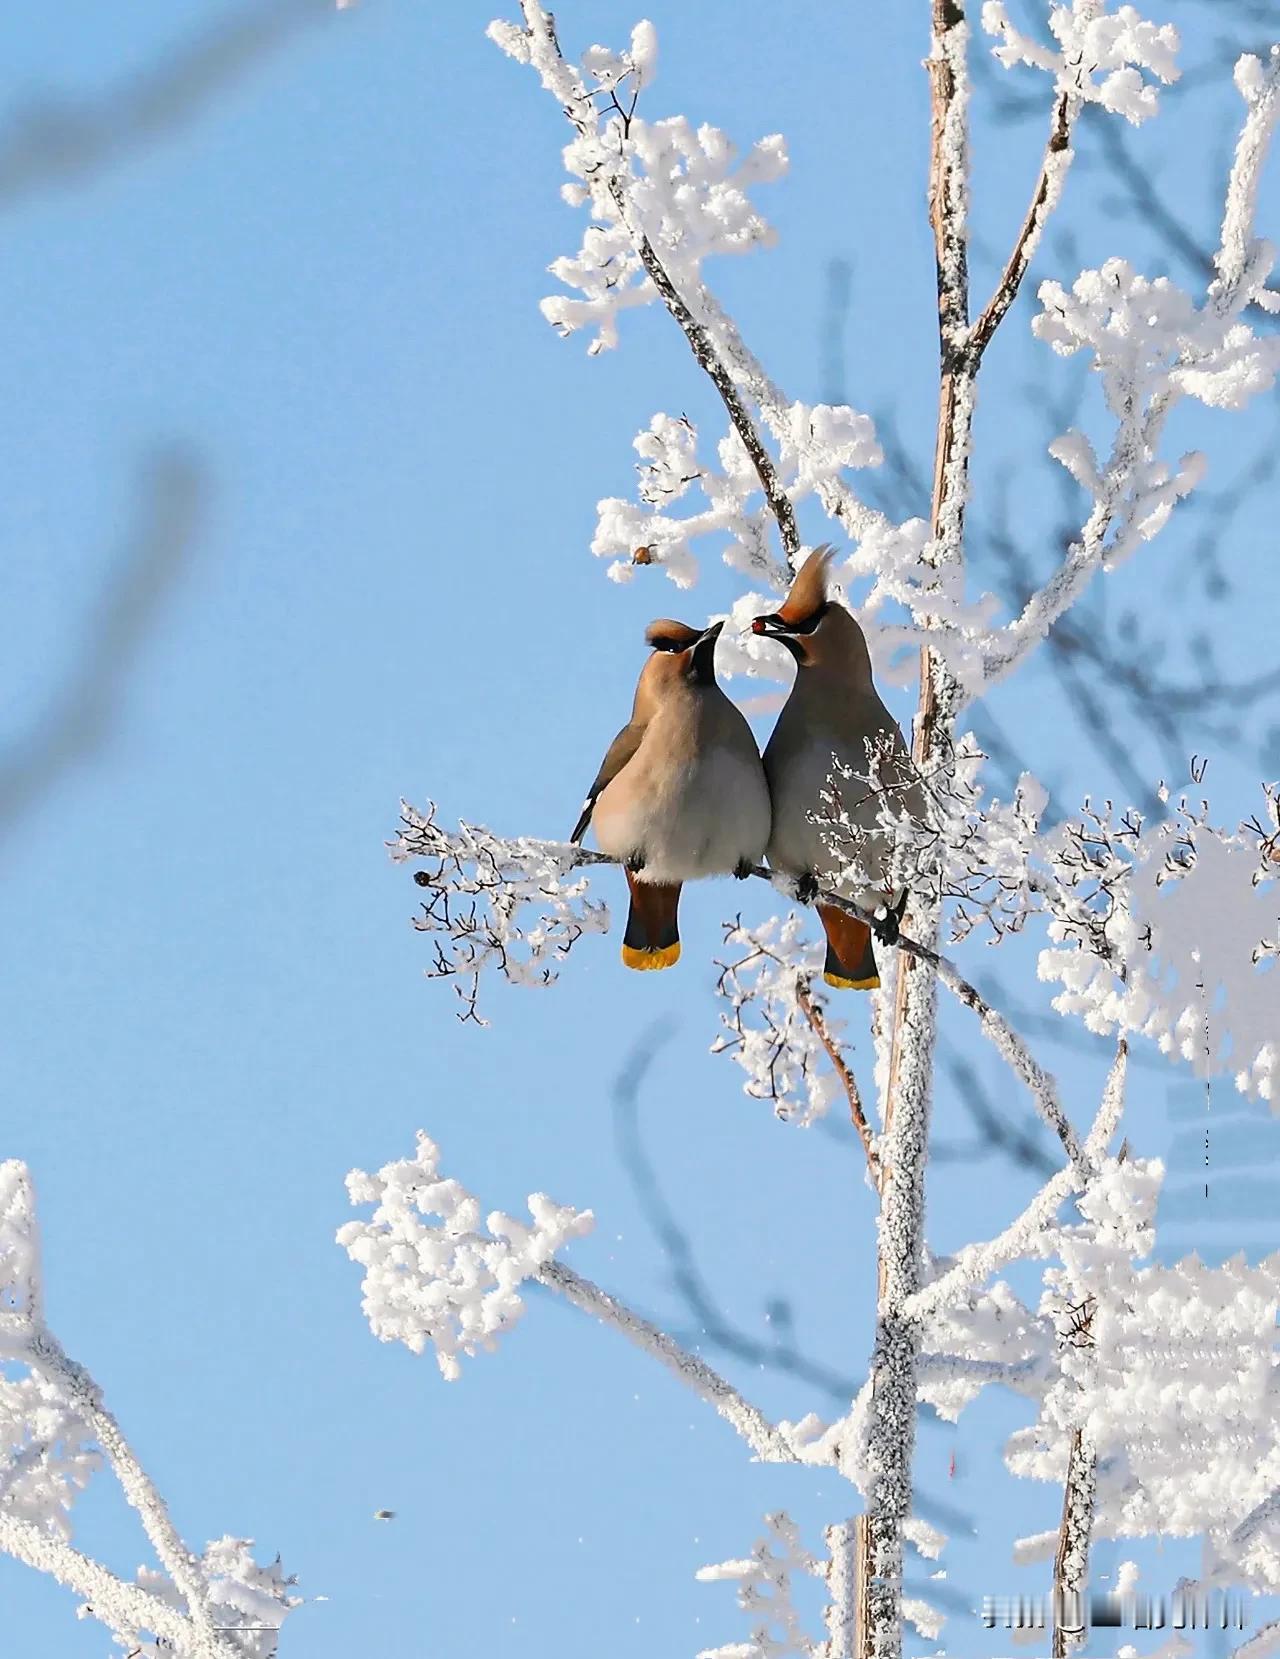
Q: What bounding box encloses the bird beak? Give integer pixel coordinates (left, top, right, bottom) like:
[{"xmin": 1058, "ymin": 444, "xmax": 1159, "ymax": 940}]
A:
[{"xmin": 689, "ymin": 619, "xmax": 726, "ymax": 683}]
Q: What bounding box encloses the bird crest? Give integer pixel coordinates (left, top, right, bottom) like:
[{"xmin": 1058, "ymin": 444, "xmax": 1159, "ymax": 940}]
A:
[
  {"xmin": 776, "ymin": 545, "xmax": 835, "ymax": 626},
  {"xmin": 644, "ymin": 619, "xmax": 704, "ymax": 652}
]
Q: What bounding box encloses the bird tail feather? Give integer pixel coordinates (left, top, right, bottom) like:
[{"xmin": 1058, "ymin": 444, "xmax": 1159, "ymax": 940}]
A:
[
  {"xmin": 817, "ymin": 903, "xmax": 879, "ymax": 991},
  {"xmin": 622, "ymin": 872, "xmax": 682, "ymax": 970}
]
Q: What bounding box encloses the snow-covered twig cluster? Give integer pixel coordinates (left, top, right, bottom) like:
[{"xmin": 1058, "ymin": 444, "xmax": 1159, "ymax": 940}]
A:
[
  {"xmin": 824, "ymin": 729, "xmax": 1280, "ymax": 1108},
  {"xmin": 337, "ymin": 1131, "xmax": 594, "ymax": 1380},
  {"xmin": 0, "ymin": 1162, "xmax": 296, "ymax": 1659},
  {"xmin": 927, "ymin": 1147, "xmax": 1280, "ymax": 1592},
  {"xmin": 1041, "ymin": 787, "xmax": 1280, "ymax": 1101},
  {"xmin": 695, "ymin": 1512, "xmax": 822, "ymax": 1659},
  {"xmin": 337, "ymin": 1133, "xmax": 811, "ymax": 1461},
  {"xmin": 982, "ymin": 0, "xmax": 1179, "ymax": 125},
  {"xmin": 593, "ymin": 407, "xmax": 878, "ymax": 596},
  {"xmin": 711, "ymin": 915, "xmax": 846, "ymax": 1127},
  {"xmin": 391, "ymin": 800, "xmax": 610, "ymax": 1021},
  {"xmin": 981, "ymin": 43, "xmax": 1280, "ymax": 691}
]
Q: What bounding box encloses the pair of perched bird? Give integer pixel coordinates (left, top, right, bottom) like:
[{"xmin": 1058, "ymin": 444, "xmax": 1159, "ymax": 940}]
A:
[{"xmin": 570, "ymin": 547, "xmax": 923, "ymax": 991}]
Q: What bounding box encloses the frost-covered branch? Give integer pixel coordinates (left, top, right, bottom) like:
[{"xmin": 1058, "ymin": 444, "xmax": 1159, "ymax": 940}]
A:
[
  {"xmin": 338, "ymin": 1131, "xmax": 806, "ymax": 1465},
  {"xmin": 25, "ymin": 1329, "xmax": 231, "ymax": 1657},
  {"xmin": 0, "ymin": 1514, "xmax": 196, "ymax": 1652},
  {"xmin": 696, "ymin": 1512, "xmax": 823, "ymax": 1659},
  {"xmin": 1051, "ymin": 1430, "xmax": 1096, "ymax": 1656},
  {"xmin": 823, "ymin": 1519, "xmax": 859, "ymax": 1659},
  {"xmin": 397, "ymin": 802, "xmax": 1088, "ymax": 1166},
  {"xmin": 501, "ymin": 1, "xmax": 801, "ymax": 567},
  {"xmin": 979, "ymin": 43, "xmax": 1280, "ymax": 690},
  {"xmin": 491, "ymin": 4, "xmax": 900, "ymax": 596},
  {"xmin": 0, "ymin": 1163, "xmax": 295, "ymax": 1658},
  {"xmin": 542, "ymin": 1262, "xmax": 802, "ymax": 1466},
  {"xmin": 622, "ymin": 202, "xmax": 802, "ymax": 567},
  {"xmin": 856, "ymin": 4, "xmax": 974, "ymax": 1647},
  {"xmin": 906, "ymin": 1038, "xmax": 1125, "ymax": 1325}
]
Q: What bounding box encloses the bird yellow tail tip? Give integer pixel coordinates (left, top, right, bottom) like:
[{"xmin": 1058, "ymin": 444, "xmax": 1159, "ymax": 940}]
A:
[
  {"xmin": 823, "ymin": 970, "xmax": 880, "ymax": 991},
  {"xmin": 622, "ymin": 942, "xmax": 681, "ymax": 971}
]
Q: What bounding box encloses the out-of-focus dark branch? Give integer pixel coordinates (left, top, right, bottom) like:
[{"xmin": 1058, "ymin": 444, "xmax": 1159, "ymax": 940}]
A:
[
  {"xmin": 0, "ymin": 0, "xmax": 337, "ymax": 209},
  {"xmin": 1093, "ymin": 116, "xmax": 1215, "ymax": 281},
  {"xmin": 612, "ymin": 1022, "xmax": 862, "ymax": 1403},
  {"xmin": 610, "ymin": 1026, "xmax": 975, "ymax": 1538},
  {"xmin": 0, "ymin": 451, "xmax": 205, "ymax": 838},
  {"xmin": 1094, "ymin": 108, "xmax": 1280, "ymax": 310},
  {"xmin": 933, "ymin": 1041, "xmax": 1057, "ymax": 1177}
]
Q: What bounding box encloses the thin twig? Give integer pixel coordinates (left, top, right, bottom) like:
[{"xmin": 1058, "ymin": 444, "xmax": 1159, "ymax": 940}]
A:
[
  {"xmin": 617, "ymin": 194, "xmax": 802, "ymax": 567},
  {"xmin": 794, "ymin": 976, "xmax": 879, "ymax": 1184},
  {"xmin": 968, "ymin": 89, "xmax": 1074, "ymax": 363},
  {"xmin": 519, "ymin": 1, "xmax": 800, "ymax": 571}
]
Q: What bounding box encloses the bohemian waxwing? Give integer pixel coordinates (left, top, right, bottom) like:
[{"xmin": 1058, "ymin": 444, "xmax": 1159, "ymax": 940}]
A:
[
  {"xmin": 571, "ymin": 618, "xmax": 771, "ymax": 970},
  {"xmin": 752, "ymin": 547, "xmax": 924, "ymax": 991}
]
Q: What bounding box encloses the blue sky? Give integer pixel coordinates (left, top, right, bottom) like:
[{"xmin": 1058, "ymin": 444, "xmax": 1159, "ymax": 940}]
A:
[{"xmin": 1, "ymin": 2, "xmax": 1278, "ymax": 1655}]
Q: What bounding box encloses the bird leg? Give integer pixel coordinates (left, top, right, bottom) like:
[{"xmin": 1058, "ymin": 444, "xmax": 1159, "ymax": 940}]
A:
[
  {"xmin": 625, "ymin": 848, "xmax": 647, "ymax": 873},
  {"xmin": 733, "ymin": 857, "xmax": 754, "ymax": 880},
  {"xmin": 873, "ymin": 889, "xmax": 909, "ymax": 945},
  {"xmin": 794, "ymin": 872, "xmax": 820, "ymax": 906}
]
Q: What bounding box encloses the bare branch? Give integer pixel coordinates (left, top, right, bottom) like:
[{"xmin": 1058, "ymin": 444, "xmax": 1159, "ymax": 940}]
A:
[
  {"xmin": 794, "ymin": 975, "xmax": 880, "ymax": 1184},
  {"xmin": 968, "ymin": 90, "xmax": 1074, "ymax": 364}
]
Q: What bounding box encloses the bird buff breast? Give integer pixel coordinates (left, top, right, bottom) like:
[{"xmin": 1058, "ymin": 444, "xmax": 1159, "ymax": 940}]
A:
[{"xmin": 593, "ymin": 701, "xmax": 770, "ymax": 883}]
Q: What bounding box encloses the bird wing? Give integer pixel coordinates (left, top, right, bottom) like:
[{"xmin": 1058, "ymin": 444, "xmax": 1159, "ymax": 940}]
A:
[{"xmin": 570, "ymin": 720, "xmax": 646, "ymax": 844}]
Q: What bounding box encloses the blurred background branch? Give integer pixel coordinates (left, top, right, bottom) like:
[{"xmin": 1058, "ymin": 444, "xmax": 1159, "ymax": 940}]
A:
[
  {"xmin": 0, "ymin": 451, "xmax": 205, "ymax": 840},
  {"xmin": 0, "ymin": 0, "xmax": 335, "ymax": 208}
]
